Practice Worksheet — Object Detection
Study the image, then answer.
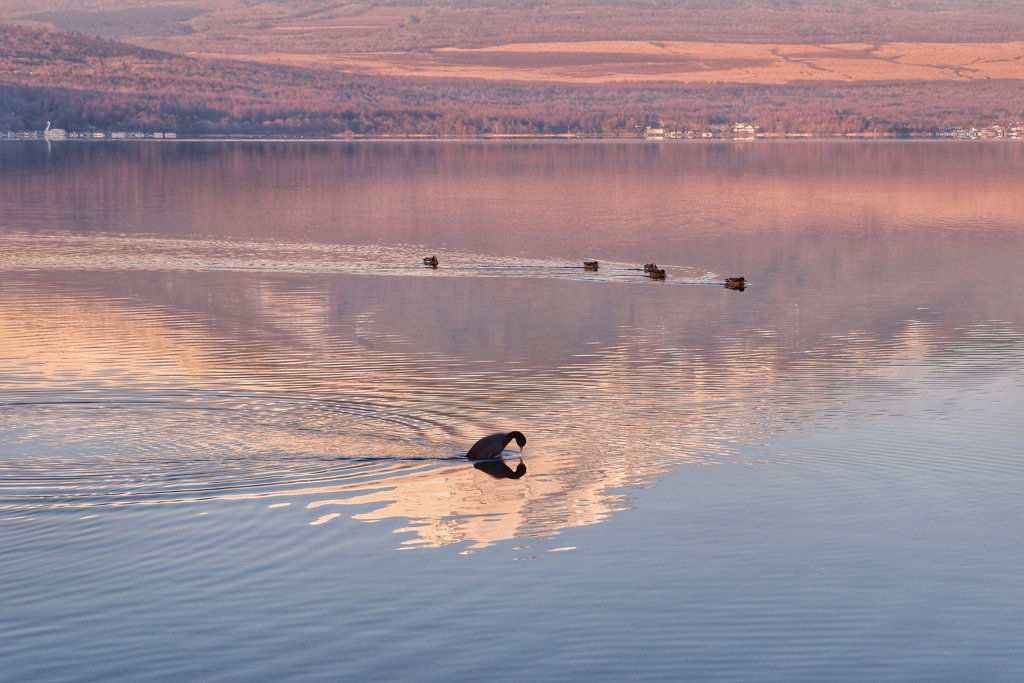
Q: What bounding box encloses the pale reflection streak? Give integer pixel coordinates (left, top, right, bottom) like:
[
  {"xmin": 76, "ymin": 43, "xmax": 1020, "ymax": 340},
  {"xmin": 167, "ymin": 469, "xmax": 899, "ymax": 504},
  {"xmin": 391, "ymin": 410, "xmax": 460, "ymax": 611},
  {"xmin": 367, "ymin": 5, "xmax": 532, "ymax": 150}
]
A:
[
  {"xmin": 4, "ymin": 274, "xmax": 1019, "ymax": 552},
  {"xmin": 4, "ymin": 144, "xmax": 1024, "ymax": 253},
  {"xmin": 0, "ymin": 232, "xmax": 719, "ymax": 284},
  {"xmin": 4, "ymin": 274, "xmax": 1022, "ymax": 549}
]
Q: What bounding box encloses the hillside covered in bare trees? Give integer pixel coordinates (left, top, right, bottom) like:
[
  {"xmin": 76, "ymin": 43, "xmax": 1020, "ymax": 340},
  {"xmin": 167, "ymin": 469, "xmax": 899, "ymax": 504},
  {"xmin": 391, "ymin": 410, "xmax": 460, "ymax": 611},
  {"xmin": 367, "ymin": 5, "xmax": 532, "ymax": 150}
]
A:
[{"xmin": 2, "ymin": 1, "xmax": 1024, "ymax": 138}]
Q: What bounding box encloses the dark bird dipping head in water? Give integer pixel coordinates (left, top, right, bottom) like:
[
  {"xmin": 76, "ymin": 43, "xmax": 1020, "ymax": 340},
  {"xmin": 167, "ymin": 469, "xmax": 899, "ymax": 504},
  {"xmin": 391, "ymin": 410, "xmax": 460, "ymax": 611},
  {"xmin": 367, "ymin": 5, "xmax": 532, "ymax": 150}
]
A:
[{"xmin": 466, "ymin": 431, "xmax": 527, "ymax": 460}]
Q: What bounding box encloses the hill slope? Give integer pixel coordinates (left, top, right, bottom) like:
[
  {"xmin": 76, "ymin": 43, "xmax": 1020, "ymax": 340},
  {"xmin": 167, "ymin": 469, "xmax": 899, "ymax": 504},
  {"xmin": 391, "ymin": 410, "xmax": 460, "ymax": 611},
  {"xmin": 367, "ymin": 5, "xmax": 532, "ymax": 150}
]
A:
[
  {"xmin": 2, "ymin": 24, "xmax": 1023, "ymax": 137},
  {"xmin": 7, "ymin": 0, "xmax": 1024, "ymax": 52}
]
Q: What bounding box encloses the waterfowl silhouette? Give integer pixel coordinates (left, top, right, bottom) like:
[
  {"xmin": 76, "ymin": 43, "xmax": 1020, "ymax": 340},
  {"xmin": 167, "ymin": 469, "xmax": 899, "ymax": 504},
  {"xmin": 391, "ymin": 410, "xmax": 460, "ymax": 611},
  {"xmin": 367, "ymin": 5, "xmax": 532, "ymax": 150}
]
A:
[
  {"xmin": 643, "ymin": 263, "xmax": 657, "ymax": 273},
  {"xmin": 466, "ymin": 431, "xmax": 527, "ymax": 460},
  {"xmin": 648, "ymin": 267, "xmax": 666, "ymax": 280},
  {"xmin": 724, "ymin": 277, "xmax": 746, "ymax": 291},
  {"xmin": 583, "ymin": 260, "xmax": 599, "ymax": 271},
  {"xmin": 423, "ymin": 255, "xmax": 439, "ymax": 267},
  {"xmin": 474, "ymin": 458, "xmax": 528, "ymax": 479}
]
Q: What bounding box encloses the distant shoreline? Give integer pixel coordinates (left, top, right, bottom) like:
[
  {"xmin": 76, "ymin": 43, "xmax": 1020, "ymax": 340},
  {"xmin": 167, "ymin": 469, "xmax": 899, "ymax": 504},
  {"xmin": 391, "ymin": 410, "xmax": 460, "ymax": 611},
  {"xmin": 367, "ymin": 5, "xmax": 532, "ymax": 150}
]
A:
[{"xmin": 4, "ymin": 134, "xmax": 1022, "ymax": 143}]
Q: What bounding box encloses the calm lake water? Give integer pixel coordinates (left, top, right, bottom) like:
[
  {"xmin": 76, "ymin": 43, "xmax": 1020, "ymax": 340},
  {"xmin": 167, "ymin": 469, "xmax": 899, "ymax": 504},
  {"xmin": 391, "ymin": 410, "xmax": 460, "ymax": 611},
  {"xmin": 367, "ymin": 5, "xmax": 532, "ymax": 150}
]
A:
[{"xmin": 2, "ymin": 141, "xmax": 1023, "ymax": 681}]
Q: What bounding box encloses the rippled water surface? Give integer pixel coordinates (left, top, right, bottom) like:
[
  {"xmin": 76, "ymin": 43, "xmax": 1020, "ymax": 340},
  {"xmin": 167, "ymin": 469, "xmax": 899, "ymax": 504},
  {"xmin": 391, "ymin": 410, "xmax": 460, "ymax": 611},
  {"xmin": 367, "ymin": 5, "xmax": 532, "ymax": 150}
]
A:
[{"xmin": 2, "ymin": 141, "xmax": 1023, "ymax": 681}]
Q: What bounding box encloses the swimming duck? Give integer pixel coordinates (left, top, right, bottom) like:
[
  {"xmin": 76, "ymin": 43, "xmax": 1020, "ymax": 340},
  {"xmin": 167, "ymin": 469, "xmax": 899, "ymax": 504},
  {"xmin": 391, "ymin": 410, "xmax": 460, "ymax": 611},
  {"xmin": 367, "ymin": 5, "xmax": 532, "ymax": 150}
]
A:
[
  {"xmin": 423, "ymin": 255, "xmax": 439, "ymax": 267},
  {"xmin": 583, "ymin": 260, "xmax": 599, "ymax": 271},
  {"xmin": 466, "ymin": 431, "xmax": 527, "ymax": 460},
  {"xmin": 643, "ymin": 263, "xmax": 657, "ymax": 273},
  {"xmin": 724, "ymin": 277, "xmax": 746, "ymax": 290},
  {"xmin": 649, "ymin": 267, "xmax": 666, "ymax": 280}
]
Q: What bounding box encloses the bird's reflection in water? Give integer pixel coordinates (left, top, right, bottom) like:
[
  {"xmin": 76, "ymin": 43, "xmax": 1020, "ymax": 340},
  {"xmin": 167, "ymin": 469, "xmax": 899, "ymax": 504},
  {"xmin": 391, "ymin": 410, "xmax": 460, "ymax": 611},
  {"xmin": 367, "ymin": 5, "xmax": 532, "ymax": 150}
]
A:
[{"xmin": 473, "ymin": 458, "xmax": 527, "ymax": 480}]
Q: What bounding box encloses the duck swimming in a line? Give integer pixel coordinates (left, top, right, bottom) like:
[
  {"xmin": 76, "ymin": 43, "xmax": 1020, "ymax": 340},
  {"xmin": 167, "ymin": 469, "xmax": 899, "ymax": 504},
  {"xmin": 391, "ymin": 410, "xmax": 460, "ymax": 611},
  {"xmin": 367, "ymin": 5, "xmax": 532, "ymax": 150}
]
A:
[
  {"xmin": 583, "ymin": 260, "xmax": 599, "ymax": 271},
  {"xmin": 724, "ymin": 277, "xmax": 746, "ymax": 290},
  {"xmin": 423, "ymin": 255, "xmax": 439, "ymax": 267},
  {"xmin": 466, "ymin": 431, "xmax": 527, "ymax": 460},
  {"xmin": 648, "ymin": 267, "xmax": 666, "ymax": 280}
]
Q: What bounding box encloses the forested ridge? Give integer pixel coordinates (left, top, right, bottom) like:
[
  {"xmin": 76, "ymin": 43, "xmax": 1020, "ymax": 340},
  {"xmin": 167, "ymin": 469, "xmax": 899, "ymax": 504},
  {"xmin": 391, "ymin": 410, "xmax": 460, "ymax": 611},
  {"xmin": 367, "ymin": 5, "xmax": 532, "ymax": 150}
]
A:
[{"xmin": 2, "ymin": 25, "xmax": 1022, "ymax": 137}]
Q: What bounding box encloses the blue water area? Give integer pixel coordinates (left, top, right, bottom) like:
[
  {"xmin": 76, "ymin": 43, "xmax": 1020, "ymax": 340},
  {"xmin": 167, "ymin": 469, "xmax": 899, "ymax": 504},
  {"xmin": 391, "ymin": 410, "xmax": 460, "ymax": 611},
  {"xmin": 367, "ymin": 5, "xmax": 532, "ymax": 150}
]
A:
[{"xmin": 1, "ymin": 140, "xmax": 1023, "ymax": 680}]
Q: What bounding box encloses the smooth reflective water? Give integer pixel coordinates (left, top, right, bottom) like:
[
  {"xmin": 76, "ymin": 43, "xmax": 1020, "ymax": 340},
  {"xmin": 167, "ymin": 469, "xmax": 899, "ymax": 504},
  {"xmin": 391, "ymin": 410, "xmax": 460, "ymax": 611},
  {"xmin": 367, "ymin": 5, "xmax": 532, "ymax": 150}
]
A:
[{"xmin": 2, "ymin": 141, "xmax": 1023, "ymax": 680}]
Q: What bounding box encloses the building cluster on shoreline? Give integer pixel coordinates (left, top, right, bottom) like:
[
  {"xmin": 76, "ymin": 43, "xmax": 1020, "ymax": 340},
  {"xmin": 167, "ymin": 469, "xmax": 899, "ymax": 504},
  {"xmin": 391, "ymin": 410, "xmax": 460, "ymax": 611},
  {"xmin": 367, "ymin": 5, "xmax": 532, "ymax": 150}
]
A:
[
  {"xmin": 938, "ymin": 125, "xmax": 1023, "ymax": 139},
  {"xmin": 645, "ymin": 123, "xmax": 1024, "ymax": 140},
  {"xmin": 2, "ymin": 130, "xmax": 178, "ymax": 141},
  {"xmin": 644, "ymin": 124, "xmax": 751, "ymax": 139}
]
